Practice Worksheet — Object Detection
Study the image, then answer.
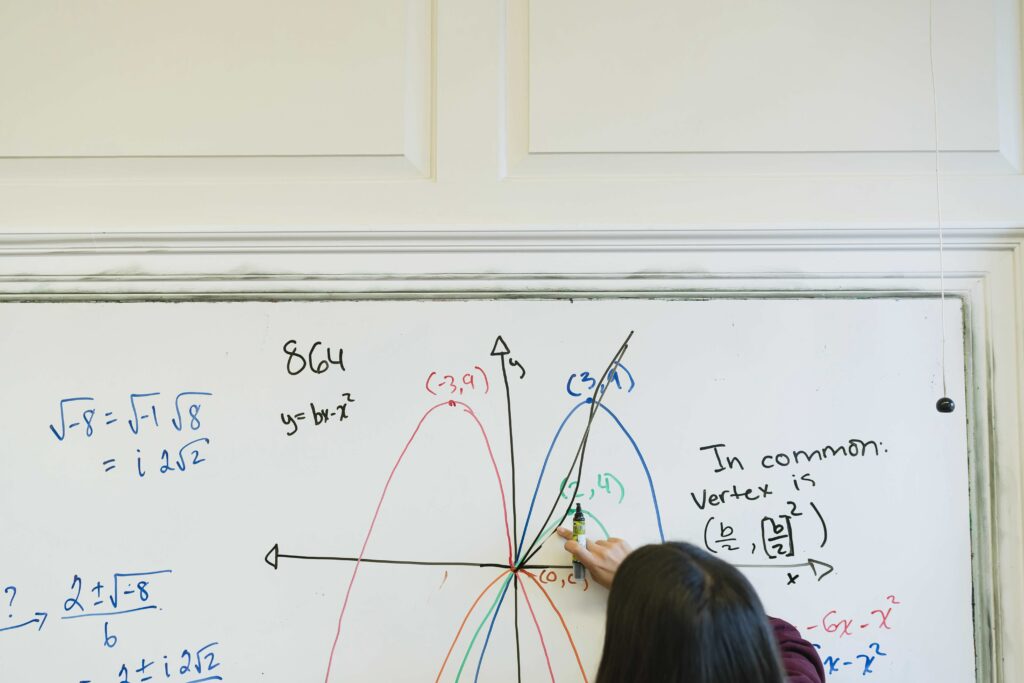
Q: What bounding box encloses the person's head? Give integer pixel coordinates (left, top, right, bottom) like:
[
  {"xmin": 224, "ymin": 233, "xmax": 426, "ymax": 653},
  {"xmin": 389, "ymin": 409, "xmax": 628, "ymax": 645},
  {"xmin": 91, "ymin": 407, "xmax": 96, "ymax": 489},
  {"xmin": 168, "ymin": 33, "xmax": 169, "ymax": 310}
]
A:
[{"xmin": 596, "ymin": 542, "xmax": 785, "ymax": 683}]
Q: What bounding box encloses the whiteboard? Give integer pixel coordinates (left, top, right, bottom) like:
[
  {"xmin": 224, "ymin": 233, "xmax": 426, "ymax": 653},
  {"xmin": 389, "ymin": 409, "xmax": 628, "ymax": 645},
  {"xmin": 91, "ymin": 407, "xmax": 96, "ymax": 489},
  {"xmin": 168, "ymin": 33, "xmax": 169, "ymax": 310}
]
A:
[{"xmin": 0, "ymin": 298, "xmax": 974, "ymax": 682}]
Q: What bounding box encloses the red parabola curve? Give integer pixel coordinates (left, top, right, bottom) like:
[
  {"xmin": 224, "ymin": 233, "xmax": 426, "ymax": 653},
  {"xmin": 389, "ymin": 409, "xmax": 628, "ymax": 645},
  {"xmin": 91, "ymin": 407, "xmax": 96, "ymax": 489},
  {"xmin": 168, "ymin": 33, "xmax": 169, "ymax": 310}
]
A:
[{"xmin": 323, "ymin": 399, "xmax": 514, "ymax": 682}]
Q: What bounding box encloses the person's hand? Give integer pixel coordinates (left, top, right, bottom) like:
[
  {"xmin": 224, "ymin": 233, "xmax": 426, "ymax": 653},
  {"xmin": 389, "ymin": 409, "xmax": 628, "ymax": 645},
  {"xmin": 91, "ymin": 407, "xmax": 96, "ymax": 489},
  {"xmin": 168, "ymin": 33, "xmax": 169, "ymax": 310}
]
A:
[{"xmin": 555, "ymin": 528, "xmax": 633, "ymax": 589}]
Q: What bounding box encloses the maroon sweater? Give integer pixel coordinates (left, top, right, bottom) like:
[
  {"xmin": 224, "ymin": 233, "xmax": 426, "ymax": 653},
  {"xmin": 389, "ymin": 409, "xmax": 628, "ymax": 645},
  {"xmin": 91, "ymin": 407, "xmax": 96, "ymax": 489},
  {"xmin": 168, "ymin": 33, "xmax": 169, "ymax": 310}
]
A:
[{"xmin": 769, "ymin": 617, "xmax": 826, "ymax": 683}]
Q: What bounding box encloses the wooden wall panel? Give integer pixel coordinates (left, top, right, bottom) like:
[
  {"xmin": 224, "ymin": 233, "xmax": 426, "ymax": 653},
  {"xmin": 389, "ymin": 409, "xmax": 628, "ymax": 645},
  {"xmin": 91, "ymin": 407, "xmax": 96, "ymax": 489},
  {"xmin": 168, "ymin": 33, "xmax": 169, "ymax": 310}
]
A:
[
  {"xmin": 527, "ymin": 0, "xmax": 998, "ymax": 153},
  {"xmin": 506, "ymin": 0, "xmax": 1016, "ymax": 177},
  {"xmin": 0, "ymin": 0, "xmax": 434, "ymax": 176}
]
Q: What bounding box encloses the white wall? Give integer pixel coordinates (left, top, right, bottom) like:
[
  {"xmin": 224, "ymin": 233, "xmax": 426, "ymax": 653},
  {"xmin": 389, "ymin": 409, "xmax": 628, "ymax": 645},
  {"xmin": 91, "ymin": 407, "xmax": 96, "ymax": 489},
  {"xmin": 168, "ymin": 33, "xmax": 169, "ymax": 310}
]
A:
[
  {"xmin": 0, "ymin": 1, "xmax": 1022, "ymax": 680},
  {"xmin": 0, "ymin": 0, "xmax": 1021, "ymax": 229}
]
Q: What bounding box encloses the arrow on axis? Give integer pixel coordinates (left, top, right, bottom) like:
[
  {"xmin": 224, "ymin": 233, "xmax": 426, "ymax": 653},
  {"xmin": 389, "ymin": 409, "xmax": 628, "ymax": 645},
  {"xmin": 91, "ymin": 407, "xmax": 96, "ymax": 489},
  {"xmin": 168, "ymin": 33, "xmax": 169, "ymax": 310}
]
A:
[
  {"xmin": 734, "ymin": 558, "xmax": 835, "ymax": 582},
  {"xmin": 490, "ymin": 336, "xmax": 510, "ymax": 357}
]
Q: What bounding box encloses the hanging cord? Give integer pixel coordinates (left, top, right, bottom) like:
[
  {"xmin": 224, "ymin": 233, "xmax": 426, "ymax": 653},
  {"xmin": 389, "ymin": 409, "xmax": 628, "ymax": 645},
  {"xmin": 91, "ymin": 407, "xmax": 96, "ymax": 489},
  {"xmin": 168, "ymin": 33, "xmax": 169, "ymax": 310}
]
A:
[{"xmin": 928, "ymin": 0, "xmax": 955, "ymax": 412}]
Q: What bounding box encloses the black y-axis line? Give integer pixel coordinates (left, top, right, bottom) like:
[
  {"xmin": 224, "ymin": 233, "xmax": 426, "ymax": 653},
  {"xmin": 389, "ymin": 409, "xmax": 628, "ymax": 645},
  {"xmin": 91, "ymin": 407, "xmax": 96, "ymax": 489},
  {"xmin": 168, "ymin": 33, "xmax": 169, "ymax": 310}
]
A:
[
  {"xmin": 491, "ymin": 335, "xmax": 522, "ymax": 683},
  {"xmin": 491, "ymin": 336, "xmax": 518, "ymax": 558}
]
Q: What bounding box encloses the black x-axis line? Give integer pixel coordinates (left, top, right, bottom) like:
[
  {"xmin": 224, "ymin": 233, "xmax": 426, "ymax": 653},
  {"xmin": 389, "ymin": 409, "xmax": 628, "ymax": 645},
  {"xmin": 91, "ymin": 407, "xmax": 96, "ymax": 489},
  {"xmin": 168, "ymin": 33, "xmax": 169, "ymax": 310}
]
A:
[{"xmin": 265, "ymin": 543, "xmax": 570, "ymax": 571}]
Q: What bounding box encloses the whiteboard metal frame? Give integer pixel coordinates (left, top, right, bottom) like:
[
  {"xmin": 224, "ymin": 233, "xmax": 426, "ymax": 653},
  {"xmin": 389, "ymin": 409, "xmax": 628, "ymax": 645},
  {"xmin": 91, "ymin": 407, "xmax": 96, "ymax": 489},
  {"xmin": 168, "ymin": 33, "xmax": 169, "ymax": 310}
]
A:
[{"xmin": 0, "ymin": 228, "xmax": 1021, "ymax": 683}]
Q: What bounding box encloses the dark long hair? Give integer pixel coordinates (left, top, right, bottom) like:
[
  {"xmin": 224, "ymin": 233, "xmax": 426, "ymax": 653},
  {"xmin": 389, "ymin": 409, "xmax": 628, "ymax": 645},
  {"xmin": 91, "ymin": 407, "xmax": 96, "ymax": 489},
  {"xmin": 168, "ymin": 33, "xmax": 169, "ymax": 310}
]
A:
[{"xmin": 595, "ymin": 542, "xmax": 785, "ymax": 683}]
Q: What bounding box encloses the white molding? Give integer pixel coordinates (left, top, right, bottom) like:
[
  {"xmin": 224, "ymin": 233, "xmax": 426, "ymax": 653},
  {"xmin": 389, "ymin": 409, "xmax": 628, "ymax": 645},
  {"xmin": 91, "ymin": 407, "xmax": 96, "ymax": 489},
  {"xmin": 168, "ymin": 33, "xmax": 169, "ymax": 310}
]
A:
[
  {"xmin": 0, "ymin": 155, "xmax": 432, "ymax": 183},
  {"xmin": 996, "ymin": 0, "xmax": 1024, "ymax": 171},
  {"xmin": 1, "ymin": 228, "xmax": 1023, "ymax": 254},
  {"xmin": 403, "ymin": 0, "xmax": 437, "ymax": 178}
]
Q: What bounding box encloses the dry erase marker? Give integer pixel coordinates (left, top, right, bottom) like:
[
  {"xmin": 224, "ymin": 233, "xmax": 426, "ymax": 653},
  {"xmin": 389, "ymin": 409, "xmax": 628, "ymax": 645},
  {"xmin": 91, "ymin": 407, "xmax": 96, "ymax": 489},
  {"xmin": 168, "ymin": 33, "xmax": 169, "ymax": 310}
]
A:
[{"xmin": 572, "ymin": 503, "xmax": 586, "ymax": 580}]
